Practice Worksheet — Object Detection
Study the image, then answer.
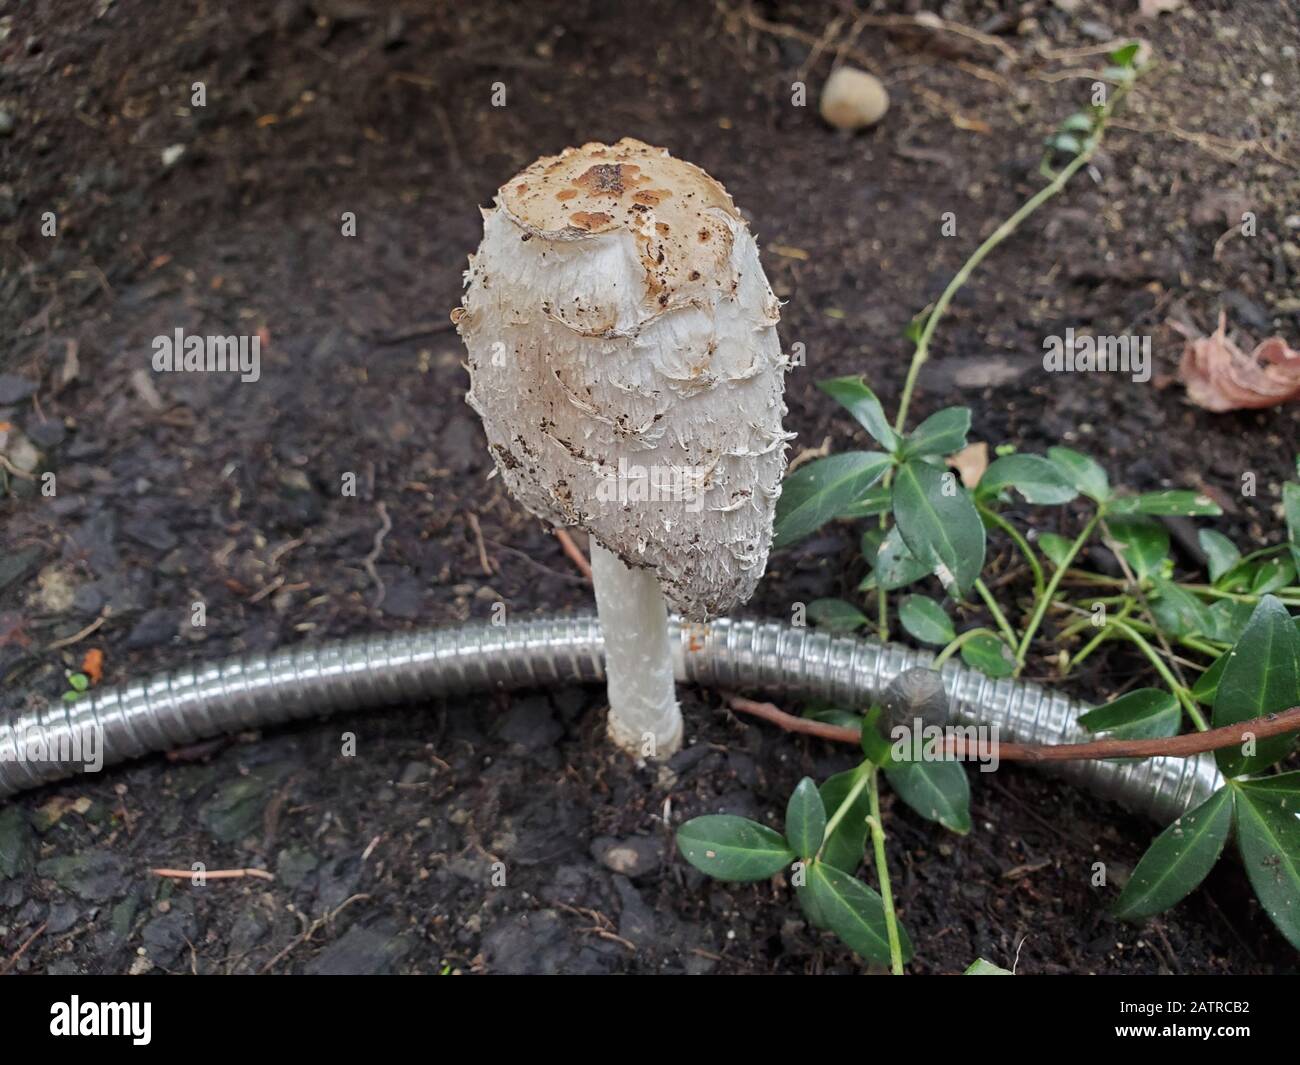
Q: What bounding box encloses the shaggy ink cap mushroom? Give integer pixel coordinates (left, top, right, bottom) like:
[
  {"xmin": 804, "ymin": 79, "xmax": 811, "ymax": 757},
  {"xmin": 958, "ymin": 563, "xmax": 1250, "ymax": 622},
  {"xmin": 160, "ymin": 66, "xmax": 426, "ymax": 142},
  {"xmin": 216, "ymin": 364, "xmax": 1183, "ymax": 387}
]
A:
[{"xmin": 456, "ymin": 139, "xmax": 791, "ymax": 755}]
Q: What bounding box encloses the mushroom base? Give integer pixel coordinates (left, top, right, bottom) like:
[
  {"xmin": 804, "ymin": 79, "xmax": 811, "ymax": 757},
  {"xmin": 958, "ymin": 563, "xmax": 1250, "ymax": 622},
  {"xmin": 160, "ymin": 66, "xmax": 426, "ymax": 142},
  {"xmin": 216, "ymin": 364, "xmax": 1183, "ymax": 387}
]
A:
[{"xmin": 589, "ymin": 540, "xmax": 683, "ymax": 758}]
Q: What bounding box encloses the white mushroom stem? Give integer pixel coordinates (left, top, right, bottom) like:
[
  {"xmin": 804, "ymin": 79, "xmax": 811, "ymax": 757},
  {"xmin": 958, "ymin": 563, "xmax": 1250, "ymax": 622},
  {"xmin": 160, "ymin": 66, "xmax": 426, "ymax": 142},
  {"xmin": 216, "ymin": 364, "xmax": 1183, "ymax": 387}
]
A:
[{"xmin": 589, "ymin": 541, "xmax": 682, "ymax": 758}]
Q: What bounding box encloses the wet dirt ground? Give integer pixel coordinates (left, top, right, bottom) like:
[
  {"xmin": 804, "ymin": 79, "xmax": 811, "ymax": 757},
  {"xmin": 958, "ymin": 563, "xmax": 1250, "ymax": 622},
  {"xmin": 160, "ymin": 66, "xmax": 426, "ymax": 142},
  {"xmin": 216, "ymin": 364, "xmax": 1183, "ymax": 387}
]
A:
[{"xmin": 2, "ymin": 0, "xmax": 1298, "ymax": 973}]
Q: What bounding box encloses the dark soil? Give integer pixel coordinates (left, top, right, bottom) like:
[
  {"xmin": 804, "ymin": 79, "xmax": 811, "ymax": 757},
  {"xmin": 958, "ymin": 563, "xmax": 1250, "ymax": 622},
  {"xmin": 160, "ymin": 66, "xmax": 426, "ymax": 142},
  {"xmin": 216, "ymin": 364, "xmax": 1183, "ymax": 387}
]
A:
[{"xmin": 2, "ymin": 0, "xmax": 1298, "ymax": 974}]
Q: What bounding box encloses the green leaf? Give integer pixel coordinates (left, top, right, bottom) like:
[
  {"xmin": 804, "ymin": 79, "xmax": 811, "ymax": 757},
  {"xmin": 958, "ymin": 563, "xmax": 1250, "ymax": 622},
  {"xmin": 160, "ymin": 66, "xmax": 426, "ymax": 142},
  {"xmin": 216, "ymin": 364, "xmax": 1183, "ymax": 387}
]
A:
[
  {"xmin": 1285, "ymin": 483, "xmax": 1300, "ymax": 573},
  {"xmin": 1113, "ymin": 787, "xmax": 1233, "ymax": 921},
  {"xmin": 808, "ymin": 598, "xmax": 869, "ymax": 633},
  {"xmin": 863, "ymin": 526, "xmax": 931, "ymax": 591},
  {"xmin": 1108, "ymin": 41, "xmax": 1141, "ymax": 67},
  {"xmin": 1207, "ymin": 600, "xmax": 1253, "ymax": 645},
  {"xmin": 859, "ymin": 707, "xmax": 897, "ymax": 767},
  {"xmin": 1112, "ymin": 490, "xmax": 1223, "ymax": 517},
  {"xmin": 1103, "ymin": 64, "xmax": 1136, "ymax": 83},
  {"xmin": 802, "ymin": 706, "xmax": 863, "ymax": 730},
  {"xmin": 904, "ymin": 407, "xmax": 970, "ymax": 458},
  {"xmin": 960, "ymin": 632, "xmax": 1017, "ymax": 677},
  {"xmin": 964, "ymin": 958, "xmax": 1013, "ymax": 975},
  {"xmin": 818, "ymin": 376, "xmax": 900, "ymax": 452},
  {"xmin": 773, "ymin": 452, "xmax": 893, "ymax": 549},
  {"xmin": 1233, "ymin": 782, "xmax": 1300, "ymax": 950},
  {"xmin": 1079, "ymin": 688, "xmax": 1181, "ymax": 740},
  {"xmin": 785, "ymin": 778, "xmax": 827, "ymax": 860},
  {"xmin": 1149, "ymin": 579, "xmax": 1214, "ymax": 638},
  {"xmin": 1213, "ymin": 595, "xmax": 1300, "ymax": 776},
  {"xmin": 68, "ymin": 673, "xmax": 89, "ymax": 692},
  {"xmin": 819, "ymin": 770, "xmax": 870, "ymax": 873},
  {"xmin": 885, "ymin": 760, "xmax": 971, "ymax": 834},
  {"xmin": 808, "ymin": 860, "xmax": 913, "ymax": 965},
  {"xmin": 1060, "ymin": 112, "xmax": 1093, "ymax": 134},
  {"xmin": 892, "ymin": 460, "xmax": 986, "ymax": 597},
  {"xmin": 1199, "ymin": 530, "xmax": 1241, "ymax": 583},
  {"xmin": 1048, "ymin": 447, "xmax": 1110, "ymax": 503},
  {"xmin": 676, "ymin": 816, "xmax": 795, "ymax": 882},
  {"xmin": 975, "ymin": 454, "xmax": 1078, "ymax": 506},
  {"xmin": 1105, "ymin": 515, "xmax": 1169, "ymax": 580},
  {"xmin": 902, "ymin": 314, "xmax": 926, "ymax": 344},
  {"xmin": 1250, "ymin": 556, "xmax": 1296, "ymax": 595},
  {"xmin": 1047, "ymin": 132, "xmax": 1082, "ymax": 156},
  {"xmin": 898, "ymin": 595, "xmax": 956, "ymax": 646},
  {"xmin": 1190, "ymin": 653, "xmax": 1228, "ymax": 706},
  {"xmin": 836, "ymin": 484, "xmax": 892, "ymax": 520},
  {"xmin": 1037, "ymin": 532, "xmax": 1072, "ymax": 568},
  {"xmin": 62, "ymin": 691, "xmax": 80, "ymax": 704}
]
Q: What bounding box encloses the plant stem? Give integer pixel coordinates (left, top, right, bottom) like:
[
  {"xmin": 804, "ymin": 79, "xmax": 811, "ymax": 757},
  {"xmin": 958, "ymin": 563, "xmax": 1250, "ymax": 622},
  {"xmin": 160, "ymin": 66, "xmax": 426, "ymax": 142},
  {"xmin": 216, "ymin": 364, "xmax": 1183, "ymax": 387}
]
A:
[
  {"xmin": 1110, "ymin": 620, "xmax": 1209, "ymax": 731},
  {"xmin": 865, "ymin": 766, "xmax": 904, "ymax": 976},
  {"xmin": 893, "ymin": 144, "xmax": 1105, "ymax": 437},
  {"xmin": 934, "ymin": 626, "xmax": 1000, "ymax": 668},
  {"xmin": 975, "ymin": 577, "xmax": 1019, "ymax": 648},
  {"xmin": 1065, "ymin": 600, "xmax": 1135, "ymax": 673},
  {"xmin": 1015, "ymin": 511, "xmax": 1103, "ymax": 668},
  {"xmin": 819, "ymin": 765, "xmax": 870, "ymax": 855},
  {"xmin": 979, "ymin": 503, "xmax": 1045, "ymax": 598}
]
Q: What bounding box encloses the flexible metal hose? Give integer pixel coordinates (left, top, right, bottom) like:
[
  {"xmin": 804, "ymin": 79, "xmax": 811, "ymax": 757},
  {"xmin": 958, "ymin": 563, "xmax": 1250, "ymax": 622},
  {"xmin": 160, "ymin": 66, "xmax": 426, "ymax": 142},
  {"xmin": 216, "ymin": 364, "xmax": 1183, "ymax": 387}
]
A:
[{"xmin": 0, "ymin": 614, "xmax": 1221, "ymax": 820}]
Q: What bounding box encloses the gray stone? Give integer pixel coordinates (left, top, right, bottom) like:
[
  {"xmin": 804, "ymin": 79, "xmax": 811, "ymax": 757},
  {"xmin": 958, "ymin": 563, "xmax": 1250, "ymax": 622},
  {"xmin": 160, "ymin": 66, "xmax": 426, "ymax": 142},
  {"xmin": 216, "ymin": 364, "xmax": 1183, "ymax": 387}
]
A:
[{"xmin": 36, "ymin": 850, "xmax": 126, "ymax": 901}]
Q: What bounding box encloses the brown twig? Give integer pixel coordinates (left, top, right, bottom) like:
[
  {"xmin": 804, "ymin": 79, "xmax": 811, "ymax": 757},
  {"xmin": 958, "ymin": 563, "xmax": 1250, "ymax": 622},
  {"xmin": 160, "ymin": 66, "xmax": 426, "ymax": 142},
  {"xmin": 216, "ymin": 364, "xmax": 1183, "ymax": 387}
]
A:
[
  {"xmin": 363, "ymin": 502, "xmax": 392, "ymax": 608},
  {"xmin": 150, "ymin": 867, "xmax": 275, "ymax": 881},
  {"xmin": 724, "ymin": 693, "xmax": 1300, "ymax": 763},
  {"xmin": 0, "ymin": 922, "xmax": 46, "ymax": 974},
  {"xmin": 554, "ymin": 528, "xmax": 593, "ymax": 580},
  {"xmin": 45, "ymin": 614, "xmax": 107, "ymax": 651}
]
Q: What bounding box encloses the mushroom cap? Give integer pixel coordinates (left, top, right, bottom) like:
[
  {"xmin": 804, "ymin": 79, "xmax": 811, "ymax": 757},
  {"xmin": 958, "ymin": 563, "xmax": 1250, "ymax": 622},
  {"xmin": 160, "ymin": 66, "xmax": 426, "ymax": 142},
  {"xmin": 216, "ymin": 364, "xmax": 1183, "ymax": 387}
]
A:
[{"xmin": 456, "ymin": 139, "xmax": 791, "ymax": 619}]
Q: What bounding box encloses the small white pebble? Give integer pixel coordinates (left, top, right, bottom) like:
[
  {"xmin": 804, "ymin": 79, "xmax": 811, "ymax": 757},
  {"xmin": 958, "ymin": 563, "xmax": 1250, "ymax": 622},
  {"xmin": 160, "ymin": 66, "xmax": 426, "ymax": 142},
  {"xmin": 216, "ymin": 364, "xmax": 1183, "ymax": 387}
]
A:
[{"xmin": 820, "ymin": 67, "xmax": 890, "ymax": 130}]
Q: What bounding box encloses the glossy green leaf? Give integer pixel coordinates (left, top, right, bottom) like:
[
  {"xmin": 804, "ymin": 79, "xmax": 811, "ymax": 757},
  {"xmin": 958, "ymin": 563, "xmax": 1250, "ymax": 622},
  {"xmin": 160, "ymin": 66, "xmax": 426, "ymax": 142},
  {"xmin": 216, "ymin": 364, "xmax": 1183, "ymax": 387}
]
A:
[
  {"xmin": 818, "ymin": 376, "xmax": 900, "ymax": 452},
  {"xmin": 863, "ymin": 526, "xmax": 931, "ymax": 591},
  {"xmin": 964, "ymin": 958, "xmax": 1013, "ymax": 975},
  {"xmin": 1047, "ymin": 447, "xmax": 1110, "ymax": 503},
  {"xmin": 1214, "ymin": 595, "xmax": 1300, "ymax": 776},
  {"xmin": 960, "ymin": 632, "xmax": 1017, "ymax": 677},
  {"xmin": 808, "ymin": 598, "xmax": 869, "ymax": 633},
  {"xmin": 892, "ymin": 460, "xmax": 986, "ymax": 597},
  {"xmin": 1190, "ymin": 653, "xmax": 1228, "ymax": 706},
  {"xmin": 898, "ymin": 595, "xmax": 956, "ymax": 646},
  {"xmin": 1207, "ymin": 599, "xmax": 1253, "ymax": 645},
  {"xmin": 1285, "ymin": 482, "xmax": 1300, "ymax": 572},
  {"xmin": 1200, "ymin": 530, "xmax": 1241, "ymax": 584},
  {"xmin": 676, "ymin": 816, "xmax": 795, "ymax": 882},
  {"xmin": 1048, "ymin": 132, "xmax": 1082, "ymax": 155},
  {"xmin": 1250, "ymin": 556, "xmax": 1296, "ymax": 595},
  {"xmin": 975, "ymin": 454, "xmax": 1078, "ymax": 506},
  {"xmin": 785, "ymin": 777, "xmax": 828, "ymax": 860},
  {"xmin": 1111, "ymin": 490, "xmax": 1223, "ymax": 517},
  {"xmin": 1149, "ymin": 579, "xmax": 1214, "ymax": 638},
  {"xmin": 1105, "ymin": 515, "xmax": 1169, "ymax": 580},
  {"xmin": 859, "ymin": 707, "xmax": 897, "ymax": 767},
  {"xmin": 1037, "ymin": 532, "xmax": 1072, "ymax": 568},
  {"xmin": 1079, "ymin": 688, "xmax": 1180, "ymax": 740},
  {"xmin": 773, "ymin": 452, "xmax": 893, "ymax": 549},
  {"xmin": 802, "ymin": 705, "xmax": 864, "ymax": 730},
  {"xmin": 808, "ymin": 860, "xmax": 913, "ymax": 965},
  {"xmin": 885, "ymin": 760, "xmax": 971, "ymax": 834},
  {"xmin": 818, "ymin": 770, "xmax": 870, "ymax": 873},
  {"xmin": 1113, "ymin": 787, "xmax": 1233, "ymax": 921},
  {"xmin": 1234, "ymin": 781, "xmax": 1300, "ymax": 950},
  {"xmin": 1109, "ymin": 41, "xmax": 1141, "ymax": 66},
  {"xmin": 836, "ymin": 484, "xmax": 892, "ymax": 520},
  {"xmin": 904, "ymin": 407, "xmax": 970, "ymax": 458}
]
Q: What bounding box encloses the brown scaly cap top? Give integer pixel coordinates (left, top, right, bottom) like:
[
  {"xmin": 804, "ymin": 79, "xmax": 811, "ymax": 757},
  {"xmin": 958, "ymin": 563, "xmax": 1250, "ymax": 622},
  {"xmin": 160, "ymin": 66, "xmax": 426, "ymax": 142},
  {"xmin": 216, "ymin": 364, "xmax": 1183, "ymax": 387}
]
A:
[{"xmin": 498, "ymin": 137, "xmax": 747, "ymax": 311}]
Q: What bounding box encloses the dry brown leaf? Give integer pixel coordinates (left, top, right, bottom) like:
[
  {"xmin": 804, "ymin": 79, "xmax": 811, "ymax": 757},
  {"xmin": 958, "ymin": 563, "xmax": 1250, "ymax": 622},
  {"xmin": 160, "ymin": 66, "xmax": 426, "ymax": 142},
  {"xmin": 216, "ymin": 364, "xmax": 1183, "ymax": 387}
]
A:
[
  {"xmin": 1175, "ymin": 312, "xmax": 1300, "ymax": 412},
  {"xmin": 947, "ymin": 441, "xmax": 989, "ymax": 488}
]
